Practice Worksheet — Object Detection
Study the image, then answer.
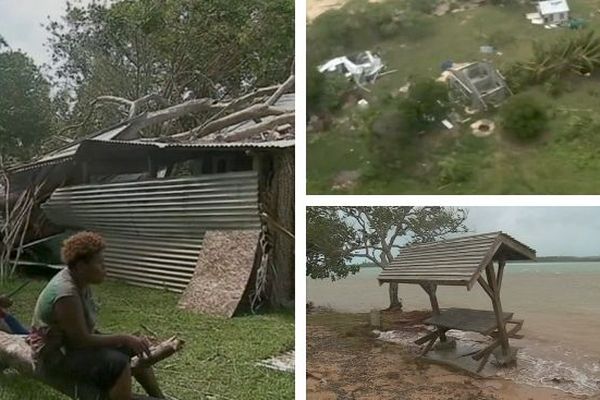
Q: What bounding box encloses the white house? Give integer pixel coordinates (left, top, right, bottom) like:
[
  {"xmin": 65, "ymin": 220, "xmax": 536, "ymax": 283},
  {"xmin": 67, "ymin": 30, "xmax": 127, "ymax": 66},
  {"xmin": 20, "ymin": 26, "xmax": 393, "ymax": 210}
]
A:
[{"xmin": 537, "ymin": 0, "xmax": 570, "ymax": 24}]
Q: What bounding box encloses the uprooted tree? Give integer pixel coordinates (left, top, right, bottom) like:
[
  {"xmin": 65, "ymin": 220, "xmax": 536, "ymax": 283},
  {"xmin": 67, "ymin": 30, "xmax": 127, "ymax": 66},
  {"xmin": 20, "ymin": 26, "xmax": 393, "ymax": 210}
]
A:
[
  {"xmin": 308, "ymin": 207, "xmax": 468, "ymax": 310},
  {"xmin": 505, "ymin": 30, "xmax": 600, "ymax": 92}
]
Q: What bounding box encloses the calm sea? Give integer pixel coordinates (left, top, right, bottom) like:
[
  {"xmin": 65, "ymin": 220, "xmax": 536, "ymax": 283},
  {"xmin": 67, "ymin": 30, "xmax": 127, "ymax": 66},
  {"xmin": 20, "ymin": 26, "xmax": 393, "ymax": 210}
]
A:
[{"xmin": 307, "ymin": 262, "xmax": 600, "ymax": 395}]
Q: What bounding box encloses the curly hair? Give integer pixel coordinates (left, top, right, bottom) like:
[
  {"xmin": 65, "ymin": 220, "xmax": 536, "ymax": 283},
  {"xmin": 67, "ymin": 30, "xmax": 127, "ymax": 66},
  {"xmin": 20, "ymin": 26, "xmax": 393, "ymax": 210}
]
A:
[{"xmin": 61, "ymin": 231, "xmax": 106, "ymax": 268}]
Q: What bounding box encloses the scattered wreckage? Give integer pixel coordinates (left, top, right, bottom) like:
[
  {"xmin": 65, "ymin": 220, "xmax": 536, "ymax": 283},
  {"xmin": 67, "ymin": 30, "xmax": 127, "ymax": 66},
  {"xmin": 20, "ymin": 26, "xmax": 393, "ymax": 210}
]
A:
[
  {"xmin": 318, "ymin": 51, "xmax": 395, "ymax": 90},
  {"xmin": 439, "ymin": 61, "xmax": 512, "ymax": 112}
]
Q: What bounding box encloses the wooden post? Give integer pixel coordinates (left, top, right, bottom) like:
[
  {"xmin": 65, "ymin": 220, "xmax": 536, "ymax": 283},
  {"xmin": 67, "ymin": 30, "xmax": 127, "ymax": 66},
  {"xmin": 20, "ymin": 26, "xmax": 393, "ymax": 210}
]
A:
[
  {"xmin": 485, "ymin": 262, "xmax": 510, "ymax": 356},
  {"xmin": 81, "ymin": 161, "xmax": 89, "ymax": 184},
  {"xmin": 147, "ymin": 155, "xmax": 157, "ymax": 178},
  {"xmin": 420, "ymin": 283, "xmax": 440, "ymax": 315},
  {"xmin": 497, "ymin": 258, "xmax": 506, "ymax": 292},
  {"xmin": 420, "ymin": 283, "xmax": 446, "ymax": 342}
]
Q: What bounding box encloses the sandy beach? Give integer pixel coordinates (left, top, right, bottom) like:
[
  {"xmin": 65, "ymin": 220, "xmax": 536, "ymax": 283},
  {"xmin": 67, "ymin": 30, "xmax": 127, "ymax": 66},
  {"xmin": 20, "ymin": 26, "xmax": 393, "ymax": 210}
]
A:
[
  {"xmin": 307, "ymin": 311, "xmax": 597, "ymax": 400},
  {"xmin": 308, "ymin": 262, "xmax": 600, "ymax": 398}
]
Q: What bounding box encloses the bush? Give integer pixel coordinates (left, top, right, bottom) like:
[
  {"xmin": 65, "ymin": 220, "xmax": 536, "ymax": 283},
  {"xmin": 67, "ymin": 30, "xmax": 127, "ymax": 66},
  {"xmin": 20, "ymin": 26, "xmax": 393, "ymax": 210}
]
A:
[
  {"xmin": 368, "ymin": 109, "xmax": 421, "ymax": 170},
  {"xmin": 544, "ymin": 76, "xmax": 565, "ymax": 97},
  {"xmin": 308, "ymin": 3, "xmax": 433, "ymax": 59},
  {"xmin": 500, "ymin": 94, "xmax": 549, "ymax": 141},
  {"xmin": 502, "ymin": 62, "xmax": 534, "ymax": 93},
  {"xmin": 366, "ymin": 79, "xmax": 449, "ymax": 171},
  {"xmin": 307, "ymin": 66, "xmax": 351, "ymax": 119},
  {"xmin": 438, "ymin": 154, "xmax": 472, "ymax": 185},
  {"xmin": 408, "ymin": 0, "xmax": 437, "ymax": 14},
  {"xmin": 397, "ymin": 78, "xmax": 450, "ymax": 134}
]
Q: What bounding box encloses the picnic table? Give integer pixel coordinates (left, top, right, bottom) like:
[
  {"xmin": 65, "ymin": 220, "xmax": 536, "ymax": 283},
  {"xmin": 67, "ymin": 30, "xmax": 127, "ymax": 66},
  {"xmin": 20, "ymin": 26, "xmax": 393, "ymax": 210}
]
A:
[{"xmin": 415, "ymin": 307, "xmax": 523, "ymax": 372}]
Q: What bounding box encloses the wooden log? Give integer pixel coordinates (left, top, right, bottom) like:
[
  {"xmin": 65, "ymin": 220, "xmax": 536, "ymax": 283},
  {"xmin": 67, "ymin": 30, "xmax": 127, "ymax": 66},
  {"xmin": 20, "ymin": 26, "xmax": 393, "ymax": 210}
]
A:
[
  {"xmin": 0, "ymin": 331, "xmax": 184, "ymax": 398},
  {"xmin": 131, "ymin": 336, "xmax": 185, "ymax": 369},
  {"xmin": 0, "ymin": 332, "xmax": 34, "ymax": 374}
]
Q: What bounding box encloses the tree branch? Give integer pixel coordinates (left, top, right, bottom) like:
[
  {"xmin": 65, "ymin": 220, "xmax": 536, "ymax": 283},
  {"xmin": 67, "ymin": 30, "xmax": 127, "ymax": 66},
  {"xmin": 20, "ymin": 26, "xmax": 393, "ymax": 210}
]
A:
[
  {"xmin": 223, "ymin": 113, "xmax": 294, "ymax": 142},
  {"xmin": 353, "ymin": 253, "xmax": 384, "ymax": 268},
  {"xmin": 266, "ymin": 75, "xmax": 294, "ymax": 106},
  {"xmin": 184, "ymin": 104, "xmax": 288, "ymax": 140}
]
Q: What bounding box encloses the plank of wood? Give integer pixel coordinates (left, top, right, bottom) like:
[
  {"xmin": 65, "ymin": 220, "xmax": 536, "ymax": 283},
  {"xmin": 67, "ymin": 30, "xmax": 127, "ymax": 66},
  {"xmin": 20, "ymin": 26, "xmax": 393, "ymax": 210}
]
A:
[
  {"xmin": 424, "ymin": 308, "xmax": 513, "ymax": 334},
  {"xmin": 414, "ymin": 330, "xmax": 439, "ymax": 345}
]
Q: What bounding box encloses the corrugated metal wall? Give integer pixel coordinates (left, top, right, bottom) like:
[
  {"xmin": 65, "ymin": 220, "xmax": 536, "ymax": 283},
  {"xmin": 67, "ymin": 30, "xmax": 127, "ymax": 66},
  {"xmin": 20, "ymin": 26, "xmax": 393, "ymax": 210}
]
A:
[{"xmin": 42, "ymin": 171, "xmax": 259, "ymax": 291}]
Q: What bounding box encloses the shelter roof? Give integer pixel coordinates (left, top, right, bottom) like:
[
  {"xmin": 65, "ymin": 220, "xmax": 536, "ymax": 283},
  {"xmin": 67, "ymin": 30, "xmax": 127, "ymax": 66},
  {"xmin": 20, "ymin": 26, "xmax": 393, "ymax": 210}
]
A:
[{"xmin": 377, "ymin": 232, "xmax": 536, "ymax": 289}]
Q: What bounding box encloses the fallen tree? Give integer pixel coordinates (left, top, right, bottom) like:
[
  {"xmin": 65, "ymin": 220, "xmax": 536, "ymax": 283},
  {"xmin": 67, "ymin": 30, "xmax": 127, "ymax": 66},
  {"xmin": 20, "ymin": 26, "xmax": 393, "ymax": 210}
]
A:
[
  {"xmin": 0, "ymin": 331, "xmax": 184, "ymax": 399},
  {"xmin": 54, "ymin": 74, "xmax": 295, "ymax": 145}
]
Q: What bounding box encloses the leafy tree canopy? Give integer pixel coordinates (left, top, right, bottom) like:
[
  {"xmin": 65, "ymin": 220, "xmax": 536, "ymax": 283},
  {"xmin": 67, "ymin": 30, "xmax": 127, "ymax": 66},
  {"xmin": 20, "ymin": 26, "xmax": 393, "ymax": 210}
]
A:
[
  {"xmin": 500, "ymin": 94, "xmax": 548, "ymax": 141},
  {"xmin": 307, "ymin": 207, "xmax": 358, "ymax": 281},
  {"xmin": 307, "ymin": 207, "xmax": 468, "ymax": 308},
  {"xmin": 46, "ymin": 0, "xmax": 294, "ymax": 136},
  {"xmin": 0, "ymin": 40, "xmax": 53, "ymax": 162}
]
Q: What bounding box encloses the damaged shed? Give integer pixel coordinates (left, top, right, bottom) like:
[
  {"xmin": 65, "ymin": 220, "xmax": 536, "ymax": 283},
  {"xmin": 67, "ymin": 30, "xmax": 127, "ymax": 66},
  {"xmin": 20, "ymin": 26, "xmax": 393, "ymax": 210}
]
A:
[
  {"xmin": 447, "ymin": 62, "xmax": 511, "ymax": 111},
  {"xmin": 0, "ymin": 78, "xmax": 295, "ymax": 315}
]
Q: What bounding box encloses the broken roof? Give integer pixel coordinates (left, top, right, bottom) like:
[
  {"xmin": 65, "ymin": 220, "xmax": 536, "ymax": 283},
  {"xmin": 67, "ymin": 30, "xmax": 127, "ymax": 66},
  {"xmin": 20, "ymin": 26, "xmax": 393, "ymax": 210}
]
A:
[
  {"xmin": 6, "ymin": 90, "xmax": 295, "ymax": 175},
  {"xmin": 377, "ymin": 232, "xmax": 536, "ymax": 289},
  {"xmin": 538, "ymin": 0, "xmax": 570, "ymax": 15}
]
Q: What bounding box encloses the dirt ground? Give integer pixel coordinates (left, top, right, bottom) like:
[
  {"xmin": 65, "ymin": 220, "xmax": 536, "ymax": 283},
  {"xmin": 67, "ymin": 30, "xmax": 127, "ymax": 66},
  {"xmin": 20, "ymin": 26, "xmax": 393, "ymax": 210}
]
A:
[
  {"xmin": 307, "ymin": 0, "xmax": 384, "ymax": 20},
  {"xmin": 307, "ymin": 312, "xmax": 595, "ymax": 400}
]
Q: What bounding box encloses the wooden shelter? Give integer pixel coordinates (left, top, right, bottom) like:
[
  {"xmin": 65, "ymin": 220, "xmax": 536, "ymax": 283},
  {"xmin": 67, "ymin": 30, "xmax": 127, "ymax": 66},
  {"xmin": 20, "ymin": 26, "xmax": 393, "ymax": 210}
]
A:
[{"xmin": 378, "ymin": 232, "xmax": 536, "ymax": 372}]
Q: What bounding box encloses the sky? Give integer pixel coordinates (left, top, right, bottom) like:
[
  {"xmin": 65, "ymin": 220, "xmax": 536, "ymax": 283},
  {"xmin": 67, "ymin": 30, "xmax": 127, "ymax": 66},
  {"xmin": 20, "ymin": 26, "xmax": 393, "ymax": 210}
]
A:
[
  {"xmin": 465, "ymin": 207, "xmax": 600, "ymax": 257},
  {"xmin": 0, "ymin": 0, "xmax": 101, "ymax": 67},
  {"xmin": 347, "ymin": 207, "xmax": 600, "ymax": 262}
]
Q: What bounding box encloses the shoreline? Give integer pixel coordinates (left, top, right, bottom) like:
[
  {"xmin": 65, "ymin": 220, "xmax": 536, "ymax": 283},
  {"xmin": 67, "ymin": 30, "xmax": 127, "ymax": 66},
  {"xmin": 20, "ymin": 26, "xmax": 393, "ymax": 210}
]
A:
[{"xmin": 307, "ymin": 310, "xmax": 598, "ymax": 399}]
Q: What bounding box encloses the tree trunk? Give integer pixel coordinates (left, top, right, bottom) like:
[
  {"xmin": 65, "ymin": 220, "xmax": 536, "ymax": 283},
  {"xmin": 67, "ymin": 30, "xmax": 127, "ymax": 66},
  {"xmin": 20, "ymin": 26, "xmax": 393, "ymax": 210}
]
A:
[{"xmin": 388, "ymin": 282, "xmax": 403, "ymax": 310}]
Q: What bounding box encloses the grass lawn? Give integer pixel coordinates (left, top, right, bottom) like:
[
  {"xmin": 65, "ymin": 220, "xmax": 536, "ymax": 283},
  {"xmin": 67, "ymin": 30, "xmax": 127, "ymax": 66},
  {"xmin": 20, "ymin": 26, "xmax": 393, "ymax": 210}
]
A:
[
  {"xmin": 0, "ymin": 276, "xmax": 294, "ymax": 400},
  {"xmin": 307, "ymin": 0, "xmax": 600, "ymax": 194}
]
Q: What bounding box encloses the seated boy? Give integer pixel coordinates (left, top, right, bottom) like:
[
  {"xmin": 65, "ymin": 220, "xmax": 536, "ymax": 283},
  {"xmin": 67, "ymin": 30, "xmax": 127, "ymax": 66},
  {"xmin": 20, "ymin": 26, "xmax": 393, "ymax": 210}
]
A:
[{"xmin": 0, "ymin": 294, "xmax": 29, "ymax": 334}]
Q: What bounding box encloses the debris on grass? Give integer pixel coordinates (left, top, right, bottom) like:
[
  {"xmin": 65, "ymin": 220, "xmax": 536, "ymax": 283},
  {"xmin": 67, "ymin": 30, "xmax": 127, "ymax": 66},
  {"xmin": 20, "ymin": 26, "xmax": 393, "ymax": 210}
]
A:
[
  {"xmin": 256, "ymin": 350, "xmax": 294, "ymax": 373},
  {"xmin": 331, "ymin": 170, "xmax": 361, "ymax": 192},
  {"xmin": 470, "ymin": 119, "xmax": 495, "ymax": 137},
  {"xmin": 318, "ymin": 51, "xmax": 385, "ymax": 89}
]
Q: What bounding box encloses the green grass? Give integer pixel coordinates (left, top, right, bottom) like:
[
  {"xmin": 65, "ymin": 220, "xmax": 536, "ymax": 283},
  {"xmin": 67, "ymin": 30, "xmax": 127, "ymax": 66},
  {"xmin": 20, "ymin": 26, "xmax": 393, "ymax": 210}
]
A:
[
  {"xmin": 0, "ymin": 277, "xmax": 294, "ymax": 400},
  {"xmin": 307, "ymin": 0, "xmax": 600, "ymax": 194}
]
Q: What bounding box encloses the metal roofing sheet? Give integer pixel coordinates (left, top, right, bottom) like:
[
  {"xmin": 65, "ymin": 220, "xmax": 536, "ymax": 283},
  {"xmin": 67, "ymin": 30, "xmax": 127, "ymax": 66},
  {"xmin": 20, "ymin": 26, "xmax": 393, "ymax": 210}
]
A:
[
  {"xmin": 37, "ymin": 124, "xmax": 129, "ymax": 162},
  {"xmin": 83, "ymin": 138, "xmax": 295, "ymax": 150},
  {"xmin": 378, "ymin": 232, "xmax": 536, "ymax": 289},
  {"xmin": 42, "ymin": 171, "xmax": 260, "ymax": 291}
]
